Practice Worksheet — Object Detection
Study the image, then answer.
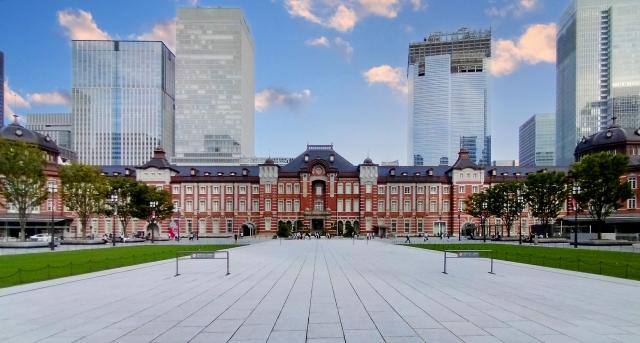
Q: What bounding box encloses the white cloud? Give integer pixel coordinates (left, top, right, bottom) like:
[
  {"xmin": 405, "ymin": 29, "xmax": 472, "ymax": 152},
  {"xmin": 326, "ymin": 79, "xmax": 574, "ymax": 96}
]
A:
[
  {"xmin": 306, "ymin": 36, "xmax": 330, "ymax": 47},
  {"xmin": 255, "ymin": 88, "xmax": 312, "ymax": 112},
  {"xmin": 3, "ymin": 80, "xmax": 30, "ymax": 124},
  {"xmin": 490, "ymin": 23, "xmax": 557, "ymax": 76},
  {"xmin": 57, "ymin": 9, "xmax": 111, "ymax": 40},
  {"xmin": 362, "ymin": 65, "xmax": 407, "ymax": 94},
  {"xmin": 137, "ymin": 19, "xmax": 176, "ymax": 53},
  {"xmin": 283, "ymin": 0, "xmax": 423, "ymax": 31},
  {"xmin": 328, "ymin": 4, "xmax": 358, "ymax": 32},
  {"xmin": 27, "ymin": 91, "xmax": 71, "ymax": 106},
  {"xmin": 333, "ymin": 37, "xmax": 354, "ymax": 61},
  {"xmin": 486, "ymin": 0, "xmax": 539, "ymax": 18}
]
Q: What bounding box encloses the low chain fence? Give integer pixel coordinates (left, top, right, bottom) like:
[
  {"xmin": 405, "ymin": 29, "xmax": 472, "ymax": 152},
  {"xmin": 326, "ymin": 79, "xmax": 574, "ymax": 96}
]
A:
[{"xmin": 0, "ymin": 251, "xmax": 169, "ymax": 288}]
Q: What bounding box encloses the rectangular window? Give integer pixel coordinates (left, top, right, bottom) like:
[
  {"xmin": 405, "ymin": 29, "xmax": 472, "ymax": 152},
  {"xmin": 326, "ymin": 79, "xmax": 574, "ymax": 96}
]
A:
[
  {"xmin": 294, "ymin": 200, "xmax": 300, "ymax": 212},
  {"xmin": 105, "ymin": 219, "xmax": 112, "ymax": 233},
  {"xmin": 459, "ymin": 186, "xmax": 465, "ymax": 193},
  {"xmin": 265, "ymin": 199, "xmax": 271, "ymax": 211},
  {"xmin": 346, "ymin": 183, "xmax": 352, "ymax": 194},
  {"xmin": 354, "ymin": 183, "xmax": 359, "ymax": 194},
  {"xmin": 443, "ymin": 186, "xmax": 450, "ymax": 194},
  {"xmin": 365, "ymin": 199, "xmax": 372, "ymax": 212},
  {"xmin": 239, "ymin": 200, "xmax": 246, "ymax": 212},
  {"xmin": 345, "ymin": 200, "xmax": 352, "ymax": 212},
  {"xmin": 198, "ymin": 219, "xmax": 206, "ymax": 234},
  {"xmin": 391, "ymin": 201, "xmax": 398, "ymax": 211},
  {"xmin": 286, "ymin": 200, "xmax": 292, "ymax": 212},
  {"xmin": 252, "ymin": 200, "xmax": 259, "ymax": 212},
  {"xmin": 337, "ymin": 183, "xmax": 344, "ymax": 194},
  {"xmin": 443, "ymin": 200, "xmax": 450, "ymax": 212},
  {"xmin": 239, "ymin": 186, "xmax": 247, "ymax": 194},
  {"xmin": 353, "ymin": 199, "xmax": 359, "ymax": 211},
  {"xmin": 391, "ymin": 186, "xmax": 398, "ymax": 194},
  {"xmin": 404, "ymin": 186, "xmax": 411, "ymax": 194},
  {"xmin": 417, "ymin": 201, "xmax": 424, "ymax": 212},
  {"xmin": 47, "ymin": 199, "xmax": 53, "ymax": 211},
  {"xmin": 337, "ymin": 199, "xmax": 344, "ymax": 212},
  {"xmin": 366, "ymin": 184, "xmax": 372, "ymax": 194},
  {"xmin": 225, "ymin": 200, "xmax": 233, "ymax": 212},
  {"xmin": 156, "ymin": 185, "xmax": 163, "ymax": 191},
  {"xmin": 404, "ymin": 221, "xmax": 410, "ymax": 233},
  {"xmin": 212, "ymin": 186, "xmax": 220, "ymax": 194},
  {"xmin": 199, "ymin": 200, "xmax": 206, "ymax": 212},
  {"xmin": 172, "ymin": 186, "xmax": 180, "ymax": 194},
  {"xmin": 186, "ymin": 186, "xmax": 193, "ymax": 194},
  {"xmin": 265, "ymin": 184, "xmax": 272, "ymax": 193},
  {"xmin": 378, "ymin": 200, "xmax": 385, "ymax": 212},
  {"xmin": 186, "ymin": 200, "xmax": 193, "ymax": 212},
  {"xmin": 187, "ymin": 219, "xmax": 193, "ymax": 233},
  {"xmin": 459, "ymin": 200, "xmax": 466, "ymax": 211},
  {"xmin": 294, "ymin": 184, "xmax": 300, "ymax": 194},
  {"xmin": 628, "ymin": 196, "xmax": 636, "ymax": 209},
  {"xmin": 472, "ymin": 185, "xmax": 479, "ymax": 193},
  {"xmin": 430, "ymin": 186, "xmax": 438, "ymax": 194},
  {"xmin": 391, "ymin": 220, "xmax": 397, "ymax": 233},
  {"xmin": 417, "ymin": 220, "xmax": 423, "ymax": 233},
  {"xmin": 278, "ymin": 184, "xmax": 284, "ymax": 194},
  {"xmin": 226, "ymin": 186, "xmax": 233, "ymax": 194},
  {"xmin": 199, "ymin": 186, "xmax": 206, "ymax": 194},
  {"xmin": 226, "ymin": 219, "xmax": 233, "ymax": 233},
  {"xmin": 212, "ymin": 201, "xmax": 219, "ymax": 212},
  {"xmin": 252, "ymin": 185, "xmax": 259, "ymax": 194},
  {"xmin": 173, "ymin": 201, "xmax": 180, "ymax": 211},
  {"xmin": 278, "ymin": 200, "xmax": 284, "ymax": 212},
  {"xmin": 378, "ymin": 186, "xmax": 385, "ymax": 194},
  {"xmin": 265, "ymin": 218, "xmax": 271, "ymax": 231},
  {"xmin": 404, "ymin": 200, "xmax": 411, "ymax": 212},
  {"xmin": 417, "ymin": 186, "xmax": 424, "ymax": 194},
  {"xmin": 430, "ymin": 201, "xmax": 436, "ymax": 212},
  {"xmin": 286, "ymin": 184, "xmax": 292, "ymax": 194},
  {"xmin": 630, "ymin": 176, "xmax": 637, "ymax": 189}
]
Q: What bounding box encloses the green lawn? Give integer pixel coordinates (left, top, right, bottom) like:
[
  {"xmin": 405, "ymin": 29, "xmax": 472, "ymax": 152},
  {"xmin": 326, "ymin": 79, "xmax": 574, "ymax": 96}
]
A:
[
  {"xmin": 410, "ymin": 243, "xmax": 640, "ymax": 281},
  {"xmin": 0, "ymin": 244, "xmax": 235, "ymax": 288}
]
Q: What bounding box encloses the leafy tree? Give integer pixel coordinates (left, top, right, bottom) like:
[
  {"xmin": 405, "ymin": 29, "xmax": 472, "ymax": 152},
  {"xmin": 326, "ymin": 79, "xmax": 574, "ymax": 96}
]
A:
[
  {"xmin": 277, "ymin": 221, "xmax": 290, "ymax": 237},
  {"xmin": 465, "ymin": 192, "xmax": 490, "ymax": 237},
  {"xmin": 343, "ymin": 221, "xmax": 354, "ymax": 237},
  {"xmin": 59, "ymin": 163, "xmax": 108, "ymax": 239},
  {"xmin": 0, "ymin": 140, "xmax": 48, "ymax": 240},
  {"xmin": 106, "ymin": 177, "xmax": 144, "ymax": 237},
  {"xmin": 571, "ymin": 152, "xmax": 633, "ymax": 239},
  {"xmin": 486, "ymin": 182, "xmax": 526, "ymax": 237},
  {"xmin": 524, "ymin": 171, "xmax": 569, "ymax": 233},
  {"xmin": 132, "ymin": 184, "xmax": 174, "ymax": 233}
]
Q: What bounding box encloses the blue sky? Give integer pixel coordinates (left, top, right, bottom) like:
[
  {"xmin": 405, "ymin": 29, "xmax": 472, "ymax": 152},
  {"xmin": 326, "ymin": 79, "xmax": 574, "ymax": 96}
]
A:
[{"xmin": 0, "ymin": 0, "xmax": 568, "ymax": 164}]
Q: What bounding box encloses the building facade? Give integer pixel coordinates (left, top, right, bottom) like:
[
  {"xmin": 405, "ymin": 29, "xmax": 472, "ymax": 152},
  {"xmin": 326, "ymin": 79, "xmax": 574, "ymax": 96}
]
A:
[
  {"xmin": 519, "ymin": 113, "xmax": 556, "ymax": 167},
  {"xmin": 173, "ymin": 8, "xmax": 255, "ymax": 165},
  {"xmin": 556, "ymin": 0, "xmax": 640, "ymax": 166},
  {"xmin": 408, "ymin": 28, "xmax": 491, "ymax": 166},
  {"xmin": 72, "ymin": 40, "xmax": 175, "ymax": 166},
  {"xmin": 26, "ymin": 112, "xmax": 77, "ymax": 162}
]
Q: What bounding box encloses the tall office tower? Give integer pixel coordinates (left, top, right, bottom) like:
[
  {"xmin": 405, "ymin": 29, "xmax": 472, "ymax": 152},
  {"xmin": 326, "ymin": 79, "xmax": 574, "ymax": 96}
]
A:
[
  {"xmin": 556, "ymin": 0, "xmax": 640, "ymax": 166},
  {"xmin": 72, "ymin": 40, "xmax": 175, "ymax": 165},
  {"xmin": 26, "ymin": 113, "xmax": 73, "ymax": 150},
  {"xmin": 408, "ymin": 28, "xmax": 491, "ymax": 166},
  {"xmin": 519, "ymin": 113, "xmax": 556, "ymax": 167},
  {"xmin": 1, "ymin": 50, "xmax": 4, "ymax": 128},
  {"xmin": 174, "ymin": 8, "xmax": 255, "ymax": 165}
]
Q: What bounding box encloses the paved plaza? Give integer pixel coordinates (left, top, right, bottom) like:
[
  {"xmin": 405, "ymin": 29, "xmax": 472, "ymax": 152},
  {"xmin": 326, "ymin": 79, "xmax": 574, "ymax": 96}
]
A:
[{"xmin": 1, "ymin": 240, "xmax": 640, "ymax": 342}]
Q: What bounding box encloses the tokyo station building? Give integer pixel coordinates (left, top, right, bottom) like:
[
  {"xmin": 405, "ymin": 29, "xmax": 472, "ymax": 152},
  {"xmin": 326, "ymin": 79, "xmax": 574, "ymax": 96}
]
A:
[{"xmin": 4, "ymin": 119, "xmax": 640, "ymax": 239}]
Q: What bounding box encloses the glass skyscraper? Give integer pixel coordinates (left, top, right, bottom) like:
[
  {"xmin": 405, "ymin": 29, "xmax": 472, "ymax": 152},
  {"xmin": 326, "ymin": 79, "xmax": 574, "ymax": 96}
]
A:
[
  {"xmin": 408, "ymin": 28, "xmax": 491, "ymax": 166},
  {"xmin": 556, "ymin": 0, "xmax": 640, "ymax": 166},
  {"xmin": 519, "ymin": 113, "xmax": 556, "ymax": 167},
  {"xmin": 173, "ymin": 8, "xmax": 255, "ymax": 165},
  {"xmin": 72, "ymin": 40, "xmax": 175, "ymax": 166},
  {"xmin": 26, "ymin": 113, "xmax": 73, "ymax": 150}
]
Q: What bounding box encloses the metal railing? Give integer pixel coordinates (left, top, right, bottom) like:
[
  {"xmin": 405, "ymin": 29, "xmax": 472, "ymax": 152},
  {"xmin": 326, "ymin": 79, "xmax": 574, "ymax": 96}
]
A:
[
  {"xmin": 175, "ymin": 250, "xmax": 230, "ymax": 277},
  {"xmin": 443, "ymin": 250, "xmax": 494, "ymax": 275}
]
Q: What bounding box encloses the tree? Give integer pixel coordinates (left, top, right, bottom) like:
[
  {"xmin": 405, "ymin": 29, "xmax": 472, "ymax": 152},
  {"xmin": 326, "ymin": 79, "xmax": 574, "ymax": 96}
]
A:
[
  {"xmin": 132, "ymin": 184, "xmax": 174, "ymax": 233},
  {"xmin": 486, "ymin": 182, "xmax": 526, "ymax": 237},
  {"xmin": 59, "ymin": 163, "xmax": 108, "ymax": 239},
  {"xmin": 571, "ymin": 152, "xmax": 633, "ymax": 239},
  {"xmin": 106, "ymin": 177, "xmax": 144, "ymax": 237},
  {"xmin": 465, "ymin": 192, "xmax": 489, "ymax": 237},
  {"xmin": 277, "ymin": 221, "xmax": 290, "ymax": 237},
  {"xmin": 343, "ymin": 221, "xmax": 354, "ymax": 237},
  {"xmin": 524, "ymin": 171, "xmax": 569, "ymax": 233},
  {"xmin": 0, "ymin": 140, "xmax": 48, "ymax": 241}
]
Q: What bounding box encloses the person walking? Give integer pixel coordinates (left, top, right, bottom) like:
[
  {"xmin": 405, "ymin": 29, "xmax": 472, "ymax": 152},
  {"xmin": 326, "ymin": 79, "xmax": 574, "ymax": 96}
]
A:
[
  {"xmin": 404, "ymin": 235, "xmax": 411, "ymax": 243},
  {"xmin": 234, "ymin": 233, "xmax": 238, "ymax": 243}
]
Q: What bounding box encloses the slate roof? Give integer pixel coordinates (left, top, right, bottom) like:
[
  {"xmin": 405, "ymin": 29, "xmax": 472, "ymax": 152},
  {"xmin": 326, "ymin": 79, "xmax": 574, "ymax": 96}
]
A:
[
  {"xmin": 279, "ymin": 145, "xmax": 357, "ymax": 173},
  {"xmin": 0, "ymin": 122, "xmax": 59, "ymax": 154}
]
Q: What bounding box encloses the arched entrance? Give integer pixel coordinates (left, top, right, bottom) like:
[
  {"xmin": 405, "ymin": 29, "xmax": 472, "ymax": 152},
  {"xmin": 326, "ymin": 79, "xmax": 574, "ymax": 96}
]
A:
[
  {"xmin": 241, "ymin": 222, "xmax": 256, "ymax": 237},
  {"xmin": 337, "ymin": 221, "xmax": 344, "ymax": 236},
  {"xmin": 462, "ymin": 222, "xmax": 477, "ymax": 237}
]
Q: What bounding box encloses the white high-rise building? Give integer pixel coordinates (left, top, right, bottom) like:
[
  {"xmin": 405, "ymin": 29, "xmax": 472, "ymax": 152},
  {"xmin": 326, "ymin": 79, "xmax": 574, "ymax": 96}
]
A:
[
  {"xmin": 556, "ymin": 0, "xmax": 640, "ymax": 166},
  {"xmin": 408, "ymin": 28, "xmax": 491, "ymax": 166},
  {"xmin": 519, "ymin": 113, "xmax": 556, "ymax": 167},
  {"xmin": 174, "ymin": 8, "xmax": 255, "ymax": 165}
]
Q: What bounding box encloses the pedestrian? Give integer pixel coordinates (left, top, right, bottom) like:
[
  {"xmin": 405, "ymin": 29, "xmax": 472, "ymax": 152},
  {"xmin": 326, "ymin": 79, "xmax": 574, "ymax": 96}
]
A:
[
  {"xmin": 234, "ymin": 233, "xmax": 238, "ymax": 243},
  {"xmin": 404, "ymin": 235, "xmax": 411, "ymax": 243},
  {"xmin": 424, "ymin": 234, "xmax": 428, "ymax": 242},
  {"xmin": 240, "ymin": 232, "xmax": 244, "ymax": 239},
  {"xmin": 196, "ymin": 232, "xmax": 199, "ymax": 240}
]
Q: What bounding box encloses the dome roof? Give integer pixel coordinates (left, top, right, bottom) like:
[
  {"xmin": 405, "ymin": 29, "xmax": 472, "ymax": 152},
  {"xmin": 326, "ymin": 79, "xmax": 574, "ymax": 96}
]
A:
[
  {"xmin": 363, "ymin": 157, "xmax": 373, "ymax": 164},
  {"xmin": 575, "ymin": 125, "xmax": 640, "ymax": 157},
  {"xmin": 0, "ymin": 122, "xmax": 59, "ymax": 154},
  {"xmin": 264, "ymin": 157, "xmax": 275, "ymax": 165}
]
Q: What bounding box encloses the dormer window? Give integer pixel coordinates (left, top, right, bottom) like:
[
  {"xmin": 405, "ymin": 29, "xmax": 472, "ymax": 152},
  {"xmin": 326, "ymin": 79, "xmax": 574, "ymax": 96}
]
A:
[
  {"xmin": 415, "ymin": 172, "xmax": 421, "ymax": 176},
  {"xmin": 491, "ymin": 169, "xmax": 497, "ymax": 176},
  {"xmin": 390, "ymin": 168, "xmax": 396, "ymax": 176},
  {"xmin": 230, "ymin": 172, "xmax": 237, "ymax": 176},
  {"xmin": 329, "ymin": 154, "xmax": 335, "ymax": 162},
  {"xmin": 113, "ymin": 172, "xmax": 120, "ymax": 176},
  {"xmin": 242, "ymin": 168, "xmax": 248, "ymax": 176},
  {"xmin": 217, "ymin": 172, "xmax": 223, "ymax": 176},
  {"xmin": 401, "ymin": 172, "xmax": 408, "ymax": 176},
  {"xmin": 124, "ymin": 169, "xmax": 131, "ymax": 176},
  {"xmin": 427, "ymin": 169, "xmax": 433, "ymax": 176},
  {"xmin": 304, "ymin": 154, "xmax": 309, "ymax": 162},
  {"xmin": 204, "ymin": 172, "xmax": 211, "ymax": 176},
  {"xmin": 190, "ymin": 168, "xmax": 196, "ymax": 176},
  {"xmin": 514, "ymin": 172, "xmax": 521, "ymax": 177},
  {"xmin": 501, "ymin": 172, "xmax": 509, "ymax": 176}
]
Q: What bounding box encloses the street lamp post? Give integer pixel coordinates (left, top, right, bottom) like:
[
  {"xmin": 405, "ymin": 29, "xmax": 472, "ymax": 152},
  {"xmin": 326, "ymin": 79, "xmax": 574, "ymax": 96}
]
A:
[
  {"xmin": 518, "ymin": 190, "xmax": 524, "ymax": 245},
  {"xmin": 481, "ymin": 200, "xmax": 487, "ymax": 243},
  {"xmin": 150, "ymin": 201, "xmax": 158, "ymax": 243},
  {"xmin": 109, "ymin": 194, "xmax": 118, "ymax": 247},
  {"xmin": 572, "ymin": 183, "xmax": 581, "ymax": 248},
  {"xmin": 48, "ymin": 183, "xmax": 57, "ymax": 251},
  {"xmin": 458, "ymin": 208, "xmax": 462, "ymax": 241}
]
